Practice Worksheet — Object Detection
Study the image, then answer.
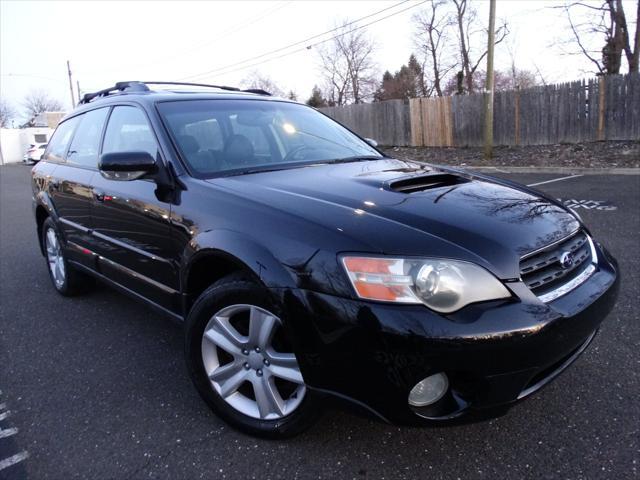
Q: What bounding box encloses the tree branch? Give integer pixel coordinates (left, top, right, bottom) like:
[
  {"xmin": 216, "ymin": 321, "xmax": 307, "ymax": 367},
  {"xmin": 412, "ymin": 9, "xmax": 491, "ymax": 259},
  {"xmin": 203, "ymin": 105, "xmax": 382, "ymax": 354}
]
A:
[{"xmin": 565, "ymin": 6, "xmax": 605, "ymax": 73}]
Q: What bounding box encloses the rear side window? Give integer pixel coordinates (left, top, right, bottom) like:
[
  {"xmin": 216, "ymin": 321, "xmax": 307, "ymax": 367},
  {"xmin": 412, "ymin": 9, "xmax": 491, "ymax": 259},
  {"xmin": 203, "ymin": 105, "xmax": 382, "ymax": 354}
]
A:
[
  {"xmin": 44, "ymin": 116, "xmax": 79, "ymax": 162},
  {"xmin": 66, "ymin": 108, "xmax": 109, "ymax": 168},
  {"xmin": 102, "ymin": 106, "xmax": 158, "ymax": 157}
]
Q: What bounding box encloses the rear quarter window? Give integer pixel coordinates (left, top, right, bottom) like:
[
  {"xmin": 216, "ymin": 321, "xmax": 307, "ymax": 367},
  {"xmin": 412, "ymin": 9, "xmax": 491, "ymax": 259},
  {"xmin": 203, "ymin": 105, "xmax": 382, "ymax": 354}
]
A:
[
  {"xmin": 66, "ymin": 108, "xmax": 109, "ymax": 168},
  {"xmin": 43, "ymin": 116, "xmax": 80, "ymax": 162}
]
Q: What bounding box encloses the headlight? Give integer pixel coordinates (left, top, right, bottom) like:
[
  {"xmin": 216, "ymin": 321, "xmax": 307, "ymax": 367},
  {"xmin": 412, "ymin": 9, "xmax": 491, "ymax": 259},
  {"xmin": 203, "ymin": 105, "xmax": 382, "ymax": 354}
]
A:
[{"xmin": 341, "ymin": 256, "xmax": 511, "ymax": 313}]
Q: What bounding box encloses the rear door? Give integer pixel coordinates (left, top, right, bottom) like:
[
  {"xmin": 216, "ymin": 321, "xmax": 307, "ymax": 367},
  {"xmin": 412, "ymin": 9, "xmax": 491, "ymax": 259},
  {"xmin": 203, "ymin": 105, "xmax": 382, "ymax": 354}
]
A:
[
  {"xmin": 89, "ymin": 105, "xmax": 178, "ymax": 311},
  {"xmin": 45, "ymin": 109, "xmax": 109, "ymax": 268}
]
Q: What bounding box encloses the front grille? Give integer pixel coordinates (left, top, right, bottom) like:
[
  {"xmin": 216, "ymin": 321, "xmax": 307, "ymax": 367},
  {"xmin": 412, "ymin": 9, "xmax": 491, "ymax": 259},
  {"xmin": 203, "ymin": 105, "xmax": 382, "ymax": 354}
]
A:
[{"xmin": 520, "ymin": 230, "xmax": 592, "ymax": 297}]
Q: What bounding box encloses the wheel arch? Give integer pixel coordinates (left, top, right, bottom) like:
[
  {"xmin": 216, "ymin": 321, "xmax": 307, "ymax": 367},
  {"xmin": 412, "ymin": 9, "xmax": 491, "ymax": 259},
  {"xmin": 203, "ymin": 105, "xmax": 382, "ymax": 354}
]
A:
[
  {"xmin": 181, "ymin": 229, "xmax": 300, "ymax": 314},
  {"xmin": 34, "ymin": 192, "xmax": 58, "ymax": 256}
]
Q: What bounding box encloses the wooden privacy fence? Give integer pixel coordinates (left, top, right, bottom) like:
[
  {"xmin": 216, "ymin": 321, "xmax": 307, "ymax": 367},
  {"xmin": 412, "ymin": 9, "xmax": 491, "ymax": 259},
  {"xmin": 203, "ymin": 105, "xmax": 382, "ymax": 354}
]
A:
[
  {"xmin": 319, "ymin": 99, "xmax": 410, "ymax": 147},
  {"xmin": 319, "ymin": 73, "xmax": 640, "ymax": 147}
]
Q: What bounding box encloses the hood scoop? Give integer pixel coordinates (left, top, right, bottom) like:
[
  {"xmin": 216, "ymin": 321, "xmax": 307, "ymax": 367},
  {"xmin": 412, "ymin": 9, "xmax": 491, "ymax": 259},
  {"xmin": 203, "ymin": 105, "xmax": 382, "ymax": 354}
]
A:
[{"xmin": 388, "ymin": 173, "xmax": 469, "ymax": 194}]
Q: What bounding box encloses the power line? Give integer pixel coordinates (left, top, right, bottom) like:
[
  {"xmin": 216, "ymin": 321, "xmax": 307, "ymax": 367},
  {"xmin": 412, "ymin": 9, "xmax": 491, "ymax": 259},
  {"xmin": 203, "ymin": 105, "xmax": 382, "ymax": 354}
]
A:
[
  {"xmin": 179, "ymin": 0, "xmax": 420, "ymax": 82},
  {"xmin": 76, "ymin": 1, "xmax": 292, "ymax": 76},
  {"xmin": 179, "ymin": 0, "xmax": 412, "ymax": 81},
  {"xmin": 149, "ymin": 1, "xmax": 293, "ymax": 67},
  {"xmin": 1, "ymin": 73, "xmax": 65, "ymax": 83}
]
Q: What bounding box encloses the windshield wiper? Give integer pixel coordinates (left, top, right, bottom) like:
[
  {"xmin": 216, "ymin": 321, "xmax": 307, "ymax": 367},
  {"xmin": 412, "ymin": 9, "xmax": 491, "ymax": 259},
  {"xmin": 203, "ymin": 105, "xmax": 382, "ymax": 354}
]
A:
[
  {"xmin": 229, "ymin": 166, "xmax": 292, "ymax": 176},
  {"xmin": 224, "ymin": 156, "xmax": 384, "ymax": 177},
  {"xmin": 323, "ymin": 155, "xmax": 384, "ymax": 164}
]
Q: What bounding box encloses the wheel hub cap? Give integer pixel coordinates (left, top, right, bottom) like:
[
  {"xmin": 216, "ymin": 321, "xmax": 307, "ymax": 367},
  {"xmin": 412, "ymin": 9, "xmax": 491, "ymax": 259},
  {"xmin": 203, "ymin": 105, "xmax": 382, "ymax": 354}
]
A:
[{"xmin": 247, "ymin": 351, "xmax": 264, "ymax": 370}]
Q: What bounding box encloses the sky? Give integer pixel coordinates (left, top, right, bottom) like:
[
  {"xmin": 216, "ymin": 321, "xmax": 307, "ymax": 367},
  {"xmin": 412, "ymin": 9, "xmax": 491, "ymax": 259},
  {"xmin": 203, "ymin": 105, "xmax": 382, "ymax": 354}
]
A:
[{"xmin": 1, "ymin": 0, "xmax": 637, "ymax": 122}]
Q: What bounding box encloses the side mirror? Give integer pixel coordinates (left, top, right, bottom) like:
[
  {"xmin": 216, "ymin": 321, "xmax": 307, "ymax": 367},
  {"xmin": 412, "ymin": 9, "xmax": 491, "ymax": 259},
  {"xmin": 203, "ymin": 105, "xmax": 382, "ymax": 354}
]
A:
[
  {"xmin": 365, "ymin": 138, "xmax": 378, "ymax": 148},
  {"xmin": 99, "ymin": 151, "xmax": 157, "ymax": 181}
]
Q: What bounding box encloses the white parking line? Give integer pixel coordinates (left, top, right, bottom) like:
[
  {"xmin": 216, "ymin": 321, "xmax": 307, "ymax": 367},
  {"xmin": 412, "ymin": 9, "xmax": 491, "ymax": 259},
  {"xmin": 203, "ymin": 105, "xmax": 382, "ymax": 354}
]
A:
[
  {"xmin": 0, "ymin": 451, "xmax": 29, "ymax": 471},
  {"xmin": 0, "ymin": 389, "xmax": 29, "ymax": 473},
  {"xmin": 527, "ymin": 174, "xmax": 584, "ymax": 187},
  {"xmin": 0, "ymin": 427, "xmax": 18, "ymax": 439}
]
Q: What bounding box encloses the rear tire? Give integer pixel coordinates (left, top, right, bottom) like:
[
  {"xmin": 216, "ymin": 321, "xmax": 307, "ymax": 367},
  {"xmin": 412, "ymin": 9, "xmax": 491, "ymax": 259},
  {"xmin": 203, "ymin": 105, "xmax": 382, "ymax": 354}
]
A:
[
  {"xmin": 184, "ymin": 274, "xmax": 321, "ymax": 438},
  {"xmin": 41, "ymin": 217, "xmax": 93, "ymax": 296}
]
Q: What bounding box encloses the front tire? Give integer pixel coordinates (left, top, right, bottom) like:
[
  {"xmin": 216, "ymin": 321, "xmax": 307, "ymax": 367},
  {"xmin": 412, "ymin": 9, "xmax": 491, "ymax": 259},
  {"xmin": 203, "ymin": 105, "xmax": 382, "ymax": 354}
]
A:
[
  {"xmin": 184, "ymin": 274, "xmax": 321, "ymax": 438},
  {"xmin": 41, "ymin": 217, "xmax": 93, "ymax": 296}
]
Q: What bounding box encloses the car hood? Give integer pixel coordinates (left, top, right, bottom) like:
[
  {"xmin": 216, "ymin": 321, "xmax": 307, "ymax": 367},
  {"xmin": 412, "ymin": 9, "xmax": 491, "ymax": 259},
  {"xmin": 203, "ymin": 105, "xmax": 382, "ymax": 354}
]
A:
[{"xmin": 209, "ymin": 158, "xmax": 579, "ymax": 279}]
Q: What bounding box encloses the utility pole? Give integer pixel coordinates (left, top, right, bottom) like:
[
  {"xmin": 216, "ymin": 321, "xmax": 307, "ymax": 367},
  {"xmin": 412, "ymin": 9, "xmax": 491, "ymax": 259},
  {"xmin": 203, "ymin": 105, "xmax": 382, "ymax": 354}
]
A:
[
  {"xmin": 77, "ymin": 80, "xmax": 82, "ymax": 104},
  {"xmin": 483, "ymin": 0, "xmax": 496, "ymax": 159},
  {"xmin": 66, "ymin": 60, "xmax": 75, "ymax": 108}
]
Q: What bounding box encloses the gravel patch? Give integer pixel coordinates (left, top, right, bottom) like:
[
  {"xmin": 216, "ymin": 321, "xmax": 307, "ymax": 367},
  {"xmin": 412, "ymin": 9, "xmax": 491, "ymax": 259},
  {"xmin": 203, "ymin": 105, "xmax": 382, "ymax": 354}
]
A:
[{"xmin": 383, "ymin": 141, "xmax": 640, "ymax": 169}]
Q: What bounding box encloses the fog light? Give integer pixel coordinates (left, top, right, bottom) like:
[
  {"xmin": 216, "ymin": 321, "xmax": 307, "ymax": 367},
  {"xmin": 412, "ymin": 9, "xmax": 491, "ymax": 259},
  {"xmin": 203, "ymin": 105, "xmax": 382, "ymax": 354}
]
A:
[{"xmin": 408, "ymin": 373, "xmax": 449, "ymax": 407}]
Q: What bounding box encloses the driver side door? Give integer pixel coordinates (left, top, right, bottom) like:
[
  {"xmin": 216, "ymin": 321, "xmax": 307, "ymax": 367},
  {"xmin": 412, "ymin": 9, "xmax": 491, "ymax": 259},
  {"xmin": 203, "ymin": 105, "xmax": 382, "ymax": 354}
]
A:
[{"xmin": 89, "ymin": 105, "xmax": 179, "ymax": 312}]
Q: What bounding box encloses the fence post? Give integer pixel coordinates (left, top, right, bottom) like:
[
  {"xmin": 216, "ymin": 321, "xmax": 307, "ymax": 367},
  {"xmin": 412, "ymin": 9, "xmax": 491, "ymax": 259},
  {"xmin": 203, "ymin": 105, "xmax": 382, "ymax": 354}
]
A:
[
  {"xmin": 598, "ymin": 76, "xmax": 606, "ymax": 141},
  {"xmin": 409, "ymin": 98, "xmax": 423, "ymax": 146}
]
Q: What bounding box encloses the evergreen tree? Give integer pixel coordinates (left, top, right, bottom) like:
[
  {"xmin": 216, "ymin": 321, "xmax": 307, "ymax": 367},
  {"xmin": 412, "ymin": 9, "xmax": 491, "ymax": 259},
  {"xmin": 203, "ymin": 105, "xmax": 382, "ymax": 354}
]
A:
[
  {"xmin": 373, "ymin": 55, "xmax": 427, "ymax": 101},
  {"xmin": 306, "ymin": 86, "xmax": 327, "ymax": 108}
]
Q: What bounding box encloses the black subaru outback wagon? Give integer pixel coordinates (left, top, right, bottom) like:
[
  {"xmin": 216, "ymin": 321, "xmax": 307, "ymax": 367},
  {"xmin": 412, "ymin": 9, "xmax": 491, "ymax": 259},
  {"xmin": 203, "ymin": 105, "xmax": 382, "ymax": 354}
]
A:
[{"xmin": 32, "ymin": 81, "xmax": 619, "ymax": 438}]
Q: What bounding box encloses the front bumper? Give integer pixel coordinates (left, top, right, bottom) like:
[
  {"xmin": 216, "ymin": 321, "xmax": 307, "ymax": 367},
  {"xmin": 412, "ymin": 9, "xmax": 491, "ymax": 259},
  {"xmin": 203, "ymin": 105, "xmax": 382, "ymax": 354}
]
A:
[{"xmin": 280, "ymin": 244, "xmax": 619, "ymax": 424}]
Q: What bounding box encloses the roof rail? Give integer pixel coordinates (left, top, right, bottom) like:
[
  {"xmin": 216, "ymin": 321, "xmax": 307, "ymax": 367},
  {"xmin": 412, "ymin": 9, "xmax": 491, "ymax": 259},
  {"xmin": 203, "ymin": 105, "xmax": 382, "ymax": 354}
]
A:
[
  {"xmin": 141, "ymin": 81, "xmax": 271, "ymax": 96},
  {"xmin": 79, "ymin": 81, "xmax": 272, "ymax": 104},
  {"xmin": 242, "ymin": 88, "xmax": 272, "ymax": 96},
  {"xmin": 80, "ymin": 81, "xmax": 149, "ymax": 104}
]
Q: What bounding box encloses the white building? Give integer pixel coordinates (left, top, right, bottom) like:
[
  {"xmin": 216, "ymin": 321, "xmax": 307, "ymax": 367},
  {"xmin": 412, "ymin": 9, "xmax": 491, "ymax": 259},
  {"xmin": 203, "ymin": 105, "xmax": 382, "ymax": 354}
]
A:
[{"xmin": 0, "ymin": 111, "xmax": 65, "ymax": 165}]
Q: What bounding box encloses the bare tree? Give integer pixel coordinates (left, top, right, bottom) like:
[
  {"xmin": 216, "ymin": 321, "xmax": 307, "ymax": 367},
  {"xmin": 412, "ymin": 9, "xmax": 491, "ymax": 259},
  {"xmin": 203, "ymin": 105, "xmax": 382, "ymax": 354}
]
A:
[
  {"xmin": 443, "ymin": 68, "xmax": 540, "ymax": 95},
  {"xmin": 22, "ymin": 90, "xmax": 64, "ymax": 120},
  {"xmin": 452, "ymin": 0, "xmax": 509, "ymax": 94},
  {"xmin": 241, "ymin": 71, "xmax": 286, "ymax": 97},
  {"xmin": 506, "ymin": 42, "xmax": 545, "ymax": 89},
  {"xmin": 317, "ymin": 21, "xmax": 377, "ymax": 105},
  {"xmin": 558, "ymin": 1, "xmax": 639, "ymax": 74},
  {"xmin": 318, "ymin": 46, "xmax": 351, "ymax": 106},
  {"xmin": 495, "ymin": 69, "xmax": 540, "ymax": 90},
  {"xmin": 412, "ymin": 0, "xmax": 457, "ymax": 97},
  {"xmin": 0, "ymin": 98, "xmax": 16, "ymax": 128}
]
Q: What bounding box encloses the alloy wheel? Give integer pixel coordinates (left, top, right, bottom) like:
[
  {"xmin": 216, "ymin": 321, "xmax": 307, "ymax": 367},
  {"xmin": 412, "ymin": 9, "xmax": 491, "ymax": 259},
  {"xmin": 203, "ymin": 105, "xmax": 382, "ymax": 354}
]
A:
[
  {"xmin": 45, "ymin": 227, "xmax": 65, "ymax": 289},
  {"xmin": 201, "ymin": 304, "xmax": 306, "ymax": 420}
]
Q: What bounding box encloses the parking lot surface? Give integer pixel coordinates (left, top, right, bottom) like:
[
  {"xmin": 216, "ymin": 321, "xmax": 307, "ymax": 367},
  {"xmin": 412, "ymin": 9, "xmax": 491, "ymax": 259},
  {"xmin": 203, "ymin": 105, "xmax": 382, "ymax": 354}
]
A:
[{"xmin": 0, "ymin": 164, "xmax": 638, "ymax": 479}]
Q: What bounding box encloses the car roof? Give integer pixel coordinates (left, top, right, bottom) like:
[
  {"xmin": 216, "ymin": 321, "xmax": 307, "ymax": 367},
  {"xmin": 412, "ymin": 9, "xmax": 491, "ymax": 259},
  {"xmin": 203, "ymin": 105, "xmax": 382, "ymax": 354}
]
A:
[{"xmin": 65, "ymin": 90, "xmax": 298, "ymax": 120}]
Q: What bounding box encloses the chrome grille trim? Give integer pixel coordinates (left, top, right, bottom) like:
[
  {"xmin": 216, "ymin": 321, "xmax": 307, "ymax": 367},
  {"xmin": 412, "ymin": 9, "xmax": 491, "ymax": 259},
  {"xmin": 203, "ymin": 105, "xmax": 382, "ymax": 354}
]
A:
[
  {"xmin": 537, "ymin": 263, "xmax": 596, "ymax": 303},
  {"xmin": 520, "ymin": 232, "xmax": 598, "ymax": 303}
]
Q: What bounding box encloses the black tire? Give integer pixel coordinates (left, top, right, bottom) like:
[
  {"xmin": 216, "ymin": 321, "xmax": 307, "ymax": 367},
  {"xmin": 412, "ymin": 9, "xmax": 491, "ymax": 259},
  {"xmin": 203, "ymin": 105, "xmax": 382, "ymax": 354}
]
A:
[
  {"xmin": 41, "ymin": 217, "xmax": 93, "ymax": 296},
  {"xmin": 184, "ymin": 274, "xmax": 321, "ymax": 438}
]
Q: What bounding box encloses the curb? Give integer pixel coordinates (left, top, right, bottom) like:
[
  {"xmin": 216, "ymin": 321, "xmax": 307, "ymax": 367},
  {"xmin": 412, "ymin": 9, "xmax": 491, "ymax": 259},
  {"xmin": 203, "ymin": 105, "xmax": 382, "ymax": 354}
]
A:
[{"xmin": 461, "ymin": 166, "xmax": 640, "ymax": 175}]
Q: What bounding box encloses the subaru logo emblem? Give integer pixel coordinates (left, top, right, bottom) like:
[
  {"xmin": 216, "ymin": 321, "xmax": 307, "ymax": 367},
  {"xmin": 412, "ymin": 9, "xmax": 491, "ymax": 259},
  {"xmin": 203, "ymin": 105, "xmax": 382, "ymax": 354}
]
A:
[{"xmin": 559, "ymin": 251, "xmax": 574, "ymax": 269}]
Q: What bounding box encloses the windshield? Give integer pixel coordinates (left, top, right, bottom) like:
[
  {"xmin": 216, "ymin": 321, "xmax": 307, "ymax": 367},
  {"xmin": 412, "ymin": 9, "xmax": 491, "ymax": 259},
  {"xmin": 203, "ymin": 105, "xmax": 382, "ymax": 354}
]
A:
[{"xmin": 157, "ymin": 99, "xmax": 382, "ymax": 177}]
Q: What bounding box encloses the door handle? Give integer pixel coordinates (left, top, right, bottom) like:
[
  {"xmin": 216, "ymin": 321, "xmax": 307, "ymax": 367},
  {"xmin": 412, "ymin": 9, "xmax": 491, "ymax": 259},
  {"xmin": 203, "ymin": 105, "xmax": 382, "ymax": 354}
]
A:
[{"xmin": 93, "ymin": 189, "xmax": 105, "ymax": 202}]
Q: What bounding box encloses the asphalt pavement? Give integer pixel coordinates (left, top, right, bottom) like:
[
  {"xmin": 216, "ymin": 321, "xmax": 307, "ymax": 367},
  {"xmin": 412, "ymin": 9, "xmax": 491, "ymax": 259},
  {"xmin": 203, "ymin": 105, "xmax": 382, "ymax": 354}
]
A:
[{"xmin": 0, "ymin": 164, "xmax": 638, "ymax": 479}]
